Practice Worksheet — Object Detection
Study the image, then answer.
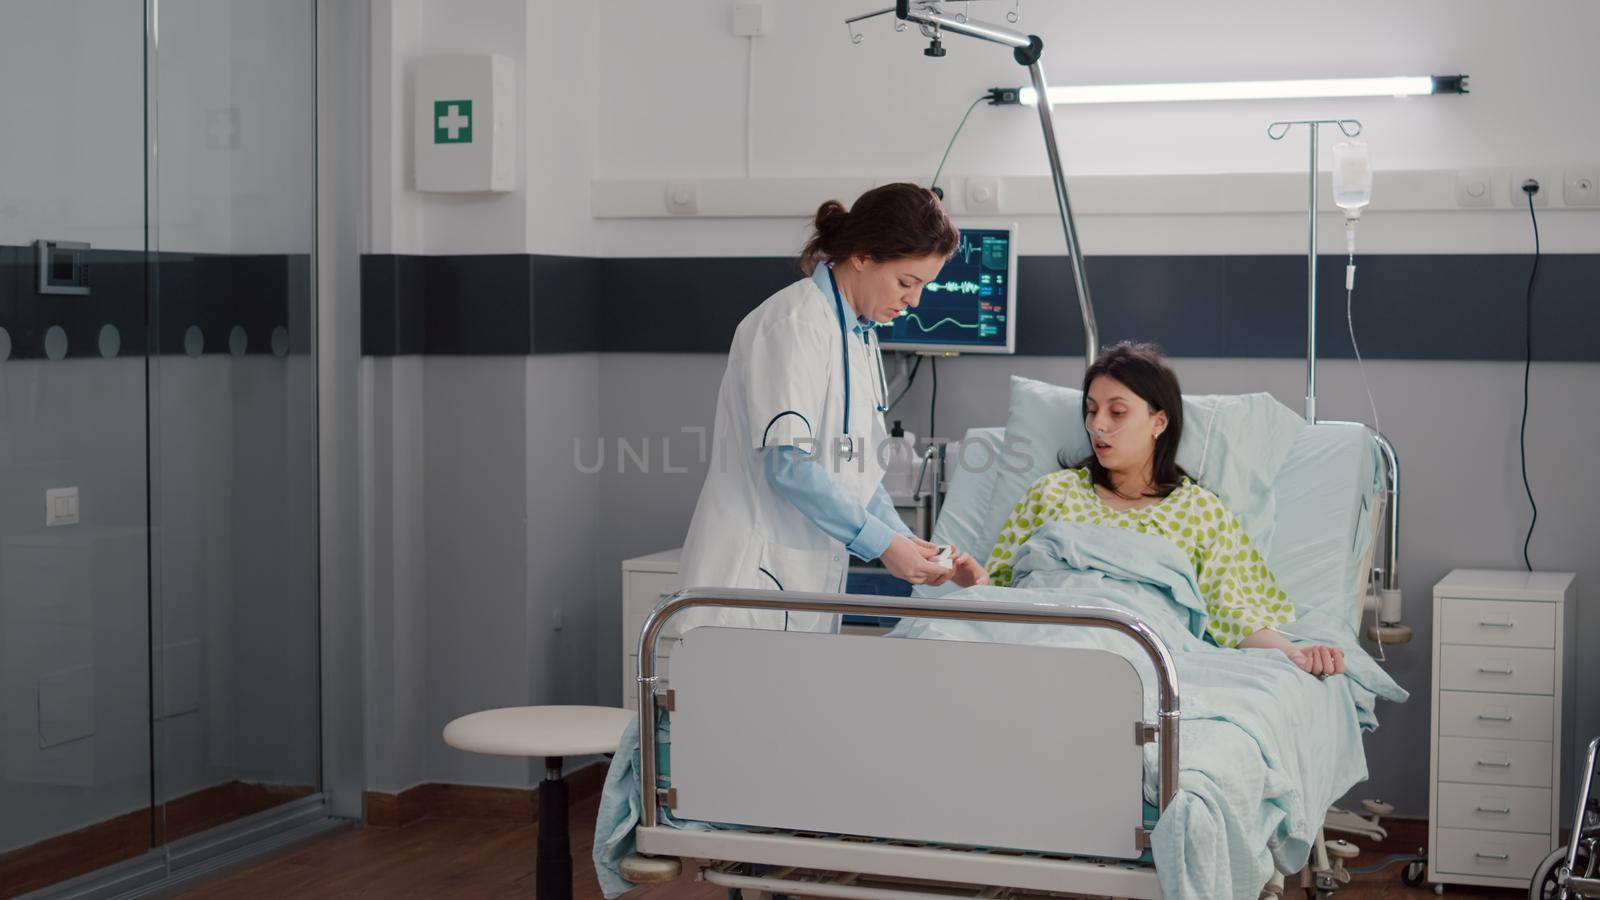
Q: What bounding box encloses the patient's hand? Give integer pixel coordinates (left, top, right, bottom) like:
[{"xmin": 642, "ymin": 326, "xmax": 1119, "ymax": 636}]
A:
[
  {"xmin": 1284, "ymin": 643, "xmax": 1346, "ymax": 676},
  {"xmin": 950, "ymin": 552, "xmax": 990, "ymax": 588},
  {"xmin": 1239, "ymin": 628, "xmax": 1346, "ymax": 677}
]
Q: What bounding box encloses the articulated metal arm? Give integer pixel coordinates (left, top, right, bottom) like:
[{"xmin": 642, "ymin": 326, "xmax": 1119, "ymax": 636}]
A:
[{"xmin": 883, "ymin": 1, "xmax": 1099, "ymax": 365}]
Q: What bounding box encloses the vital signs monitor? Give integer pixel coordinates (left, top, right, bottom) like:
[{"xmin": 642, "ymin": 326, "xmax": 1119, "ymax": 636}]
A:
[{"xmin": 876, "ymin": 225, "xmax": 1018, "ymax": 354}]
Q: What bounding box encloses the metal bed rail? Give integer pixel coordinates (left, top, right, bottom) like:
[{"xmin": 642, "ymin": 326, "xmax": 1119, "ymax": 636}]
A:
[{"xmin": 634, "ymin": 588, "xmax": 1182, "ymax": 834}]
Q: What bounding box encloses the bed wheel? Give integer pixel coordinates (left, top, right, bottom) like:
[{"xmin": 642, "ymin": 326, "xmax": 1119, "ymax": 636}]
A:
[{"xmin": 1401, "ymin": 860, "xmax": 1427, "ymax": 888}]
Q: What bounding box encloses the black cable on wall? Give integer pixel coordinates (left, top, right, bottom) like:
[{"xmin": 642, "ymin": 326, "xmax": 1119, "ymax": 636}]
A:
[{"xmin": 1519, "ymin": 184, "xmax": 1542, "ymax": 571}]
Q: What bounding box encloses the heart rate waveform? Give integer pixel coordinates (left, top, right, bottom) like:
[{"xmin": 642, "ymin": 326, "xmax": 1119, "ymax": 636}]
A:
[
  {"xmin": 954, "ymin": 232, "xmax": 1011, "ymax": 270},
  {"xmin": 899, "ymin": 312, "xmax": 981, "ymax": 332},
  {"xmin": 925, "ymin": 280, "xmax": 983, "ymax": 294}
]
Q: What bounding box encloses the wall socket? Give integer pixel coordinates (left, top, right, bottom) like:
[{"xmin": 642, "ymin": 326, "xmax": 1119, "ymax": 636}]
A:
[
  {"xmin": 1564, "ymin": 170, "xmax": 1600, "ymax": 206},
  {"xmin": 1510, "ymin": 168, "xmax": 1557, "ymax": 207}
]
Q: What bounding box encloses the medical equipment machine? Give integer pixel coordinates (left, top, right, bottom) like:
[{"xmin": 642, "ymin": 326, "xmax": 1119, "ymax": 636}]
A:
[
  {"xmin": 877, "ymin": 226, "xmax": 1019, "ymax": 354},
  {"xmin": 846, "ymin": 1, "xmax": 1096, "ymax": 366},
  {"xmin": 1530, "ymin": 736, "xmax": 1600, "ymax": 898}
]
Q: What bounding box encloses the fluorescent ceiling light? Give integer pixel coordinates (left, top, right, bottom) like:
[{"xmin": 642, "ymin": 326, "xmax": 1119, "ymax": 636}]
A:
[{"xmin": 1017, "ymin": 75, "xmax": 1465, "ymax": 106}]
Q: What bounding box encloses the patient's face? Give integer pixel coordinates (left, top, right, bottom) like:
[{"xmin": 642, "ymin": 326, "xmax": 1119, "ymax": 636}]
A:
[{"xmin": 1084, "ymin": 376, "xmax": 1167, "ymax": 475}]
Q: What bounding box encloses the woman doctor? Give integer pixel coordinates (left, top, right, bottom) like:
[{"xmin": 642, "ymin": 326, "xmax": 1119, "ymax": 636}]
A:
[{"xmin": 674, "ymin": 184, "xmax": 972, "ymax": 633}]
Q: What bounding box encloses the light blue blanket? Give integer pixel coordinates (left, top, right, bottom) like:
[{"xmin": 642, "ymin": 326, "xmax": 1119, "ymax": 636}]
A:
[{"xmin": 594, "ymin": 522, "xmax": 1406, "ymax": 899}]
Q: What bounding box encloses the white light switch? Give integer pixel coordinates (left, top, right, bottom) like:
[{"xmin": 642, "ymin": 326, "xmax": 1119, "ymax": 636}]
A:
[
  {"xmin": 46, "ymin": 487, "xmax": 79, "ymax": 527},
  {"xmin": 1455, "ymin": 169, "xmax": 1497, "ymax": 208}
]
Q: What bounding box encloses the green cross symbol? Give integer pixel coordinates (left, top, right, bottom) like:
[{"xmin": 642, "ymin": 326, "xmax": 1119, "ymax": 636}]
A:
[{"xmin": 434, "ymin": 100, "xmax": 472, "ymax": 144}]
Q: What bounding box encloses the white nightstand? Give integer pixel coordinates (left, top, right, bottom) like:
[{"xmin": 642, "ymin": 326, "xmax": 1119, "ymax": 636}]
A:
[
  {"xmin": 1427, "ymin": 568, "xmax": 1577, "ymax": 892},
  {"xmin": 620, "ymin": 549, "xmax": 682, "ymax": 711}
]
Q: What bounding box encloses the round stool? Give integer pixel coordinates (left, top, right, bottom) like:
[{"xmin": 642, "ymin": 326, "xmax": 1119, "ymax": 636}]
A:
[{"xmin": 443, "ymin": 705, "xmax": 633, "ymax": 900}]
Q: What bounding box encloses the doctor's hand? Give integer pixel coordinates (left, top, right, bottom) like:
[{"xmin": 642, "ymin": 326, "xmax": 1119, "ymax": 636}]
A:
[
  {"xmin": 881, "ymin": 535, "xmax": 953, "ymax": 586},
  {"xmin": 949, "ymin": 553, "xmax": 990, "ymax": 588}
]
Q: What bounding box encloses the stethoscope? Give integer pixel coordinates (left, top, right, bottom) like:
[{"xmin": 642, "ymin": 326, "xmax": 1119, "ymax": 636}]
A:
[{"xmin": 826, "ymin": 265, "xmax": 890, "ymax": 462}]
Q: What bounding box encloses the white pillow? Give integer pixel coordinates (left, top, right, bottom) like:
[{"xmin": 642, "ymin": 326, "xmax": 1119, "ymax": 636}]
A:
[{"xmin": 979, "ymin": 376, "xmax": 1306, "ymax": 558}]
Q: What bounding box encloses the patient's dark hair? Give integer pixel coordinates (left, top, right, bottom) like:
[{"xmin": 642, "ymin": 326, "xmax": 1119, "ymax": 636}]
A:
[
  {"xmin": 799, "ymin": 183, "xmax": 959, "ymax": 275},
  {"xmin": 1076, "ymin": 342, "xmax": 1189, "ymax": 499}
]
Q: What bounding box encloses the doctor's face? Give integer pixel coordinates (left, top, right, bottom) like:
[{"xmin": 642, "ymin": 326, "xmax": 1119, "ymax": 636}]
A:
[{"xmin": 841, "ymin": 254, "xmax": 948, "ymax": 324}]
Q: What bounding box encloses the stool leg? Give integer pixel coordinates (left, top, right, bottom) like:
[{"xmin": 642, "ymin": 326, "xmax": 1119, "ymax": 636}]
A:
[{"xmin": 537, "ymin": 756, "xmax": 571, "ymax": 900}]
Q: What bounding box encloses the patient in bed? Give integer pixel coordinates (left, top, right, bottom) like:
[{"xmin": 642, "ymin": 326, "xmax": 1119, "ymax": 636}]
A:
[{"xmin": 948, "ymin": 342, "xmax": 1346, "ymax": 676}]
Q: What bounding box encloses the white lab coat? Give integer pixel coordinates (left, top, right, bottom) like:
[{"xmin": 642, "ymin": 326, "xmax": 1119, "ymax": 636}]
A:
[{"xmin": 674, "ymin": 269, "xmax": 889, "ymax": 634}]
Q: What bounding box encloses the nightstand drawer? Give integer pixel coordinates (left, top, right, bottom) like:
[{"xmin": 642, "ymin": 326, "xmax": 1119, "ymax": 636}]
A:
[
  {"xmin": 1434, "ymin": 828, "xmax": 1551, "ymax": 879},
  {"xmin": 625, "ymin": 573, "xmax": 679, "ymax": 648},
  {"xmin": 1439, "ymin": 597, "xmax": 1555, "ymax": 648},
  {"xmin": 1438, "ymin": 737, "xmax": 1552, "ymax": 788},
  {"xmin": 1438, "ymin": 691, "xmax": 1554, "ymax": 741},
  {"xmin": 1438, "ymin": 645, "xmax": 1554, "ymax": 695},
  {"xmin": 1437, "ymin": 783, "xmax": 1552, "ymax": 835}
]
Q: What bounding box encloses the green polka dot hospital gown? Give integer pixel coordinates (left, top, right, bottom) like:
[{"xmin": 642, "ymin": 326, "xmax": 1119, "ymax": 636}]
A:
[{"xmin": 985, "ymin": 468, "xmax": 1294, "ymax": 647}]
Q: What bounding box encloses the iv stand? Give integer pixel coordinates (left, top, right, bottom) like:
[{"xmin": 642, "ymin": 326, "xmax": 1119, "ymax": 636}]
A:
[
  {"xmin": 850, "ymin": 1, "xmax": 1098, "ymax": 365},
  {"xmin": 1267, "ymin": 117, "xmax": 1361, "ymax": 423},
  {"xmin": 1268, "ymin": 117, "xmax": 1407, "ymax": 642}
]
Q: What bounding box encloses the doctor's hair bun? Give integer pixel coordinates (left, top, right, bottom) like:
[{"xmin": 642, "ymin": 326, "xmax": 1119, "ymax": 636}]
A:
[
  {"xmin": 800, "ymin": 183, "xmax": 959, "ymax": 275},
  {"xmin": 813, "ymin": 199, "xmax": 849, "ymax": 235}
]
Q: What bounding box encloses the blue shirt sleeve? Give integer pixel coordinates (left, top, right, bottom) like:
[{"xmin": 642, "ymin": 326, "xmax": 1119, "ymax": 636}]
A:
[
  {"xmin": 762, "ymin": 446, "xmax": 903, "ymax": 561},
  {"xmin": 867, "ymin": 484, "xmax": 916, "ymax": 539}
]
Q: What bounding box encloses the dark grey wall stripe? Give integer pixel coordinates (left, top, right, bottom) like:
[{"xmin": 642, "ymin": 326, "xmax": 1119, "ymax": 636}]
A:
[
  {"xmin": 361, "ymin": 254, "xmax": 602, "ymax": 356},
  {"xmin": 0, "ymin": 245, "xmax": 310, "ymax": 360},
  {"xmin": 360, "ymin": 252, "xmax": 1600, "ymax": 361}
]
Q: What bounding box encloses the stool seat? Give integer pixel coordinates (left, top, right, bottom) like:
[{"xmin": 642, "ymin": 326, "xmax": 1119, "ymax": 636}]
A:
[
  {"xmin": 442, "ymin": 705, "xmax": 635, "ymax": 899},
  {"xmin": 443, "ymin": 705, "xmax": 632, "ymax": 758}
]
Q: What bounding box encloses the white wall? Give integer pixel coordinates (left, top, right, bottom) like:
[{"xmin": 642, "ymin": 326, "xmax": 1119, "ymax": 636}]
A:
[
  {"xmin": 370, "ymin": 0, "xmax": 595, "ymax": 255},
  {"xmin": 591, "ymin": 0, "xmax": 1600, "ymax": 257}
]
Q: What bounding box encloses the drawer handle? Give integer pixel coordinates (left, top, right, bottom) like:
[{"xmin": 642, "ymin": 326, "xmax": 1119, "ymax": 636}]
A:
[
  {"xmin": 1477, "ymin": 619, "xmax": 1515, "ymax": 628},
  {"xmin": 1476, "ymin": 713, "xmax": 1514, "ymax": 722},
  {"xmin": 1475, "ymin": 805, "xmax": 1511, "ymax": 814},
  {"xmin": 1474, "ymin": 852, "xmax": 1511, "ymax": 861},
  {"xmin": 1476, "ymin": 759, "xmax": 1513, "ymax": 768},
  {"xmin": 1477, "ymin": 666, "xmax": 1515, "ymax": 675}
]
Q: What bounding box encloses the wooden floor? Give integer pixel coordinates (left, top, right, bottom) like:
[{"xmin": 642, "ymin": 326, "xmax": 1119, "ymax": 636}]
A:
[{"xmin": 174, "ymin": 793, "xmax": 1526, "ymax": 899}]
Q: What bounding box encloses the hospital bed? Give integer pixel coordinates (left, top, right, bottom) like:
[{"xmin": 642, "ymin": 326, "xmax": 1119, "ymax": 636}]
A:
[{"xmin": 610, "ymin": 390, "xmax": 1408, "ymax": 900}]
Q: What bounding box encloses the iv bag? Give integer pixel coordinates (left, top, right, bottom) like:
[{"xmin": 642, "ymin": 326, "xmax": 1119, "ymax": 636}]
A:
[{"xmin": 1332, "ymin": 141, "xmax": 1372, "ymax": 215}]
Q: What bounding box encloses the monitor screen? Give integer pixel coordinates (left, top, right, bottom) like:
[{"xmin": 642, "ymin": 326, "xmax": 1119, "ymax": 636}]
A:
[{"xmin": 876, "ymin": 225, "xmax": 1017, "ymax": 354}]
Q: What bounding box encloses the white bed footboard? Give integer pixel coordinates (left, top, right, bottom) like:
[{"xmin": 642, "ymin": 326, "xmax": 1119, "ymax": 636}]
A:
[{"xmin": 636, "ymin": 589, "xmax": 1181, "ymax": 870}]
